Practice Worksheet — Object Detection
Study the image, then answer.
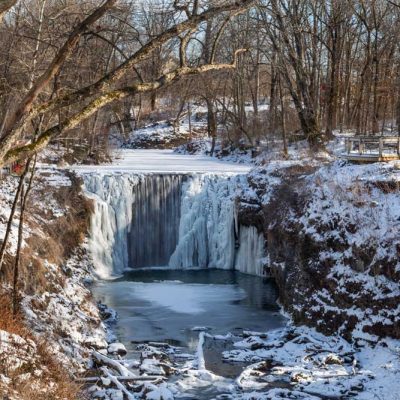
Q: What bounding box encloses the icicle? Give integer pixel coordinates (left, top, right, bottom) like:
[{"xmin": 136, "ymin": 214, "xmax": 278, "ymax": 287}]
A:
[
  {"xmin": 83, "ymin": 173, "xmax": 139, "ymax": 278},
  {"xmin": 169, "ymin": 174, "xmax": 245, "ymax": 270},
  {"xmin": 234, "ymin": 226, "xmax": 266, "ymax": 276}
]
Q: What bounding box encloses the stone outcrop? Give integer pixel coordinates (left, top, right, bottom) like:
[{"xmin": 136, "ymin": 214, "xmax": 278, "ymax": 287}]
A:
[{"xmin": 238, "ymin": 162, "xmax": 400, "ymax": 341}]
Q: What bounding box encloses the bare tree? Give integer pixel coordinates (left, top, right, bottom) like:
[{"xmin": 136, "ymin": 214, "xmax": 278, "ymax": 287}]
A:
[{"xmin": 0, "ymin": 0, "xmax": 256, "ymax": 166}]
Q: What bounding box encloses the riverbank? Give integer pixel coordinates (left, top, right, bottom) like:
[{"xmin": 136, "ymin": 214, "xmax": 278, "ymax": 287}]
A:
[{"xmin": 0, "ymin": 169, "xmax": 108, "ymax": 399}]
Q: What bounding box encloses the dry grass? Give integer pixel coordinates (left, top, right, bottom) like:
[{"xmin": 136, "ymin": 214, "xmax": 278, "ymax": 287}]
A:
[
  {"xmin": 1, "ymin": 172, "xmax": 93, "ymax": 294},
  {"xmin": 0, "ymin": 292, "xmax": 84, "ymax": 400},
  {"xmin": 0, "ymin": 172, "xmax": 93, "ymax": 398},
  {"xmin": 0, "ymin": 291, "xmax": 28, "ymax": 336},
  {"xmin": 49, "ymin": 173, "xmax": 94, "ymax": 259}
]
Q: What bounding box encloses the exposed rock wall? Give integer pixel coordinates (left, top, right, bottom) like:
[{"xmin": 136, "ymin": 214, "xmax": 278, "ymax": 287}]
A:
[{"xmin": 238, "ymin": 161, "xmax": 400, "ymax": 340}]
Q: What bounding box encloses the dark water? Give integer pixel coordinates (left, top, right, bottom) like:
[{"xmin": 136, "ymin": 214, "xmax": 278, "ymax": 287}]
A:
[
  {"xmin": 93, "ymin": 269, "xmax": 285, "ymax": 359},
  {"xmin": 128, "ymin": 175, "xmax": 184, "ymax": 268}
]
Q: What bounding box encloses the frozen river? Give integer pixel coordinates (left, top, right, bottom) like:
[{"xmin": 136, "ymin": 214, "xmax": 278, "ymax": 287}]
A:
[
  {"xmin": 93, "ymin": 269, "xmax": 285, "ymax": 354},
  {"xmin": 71, "ymin": 149, "xmax": 252, "ymax": 174},
  {"xmin": 92, "ymin": 268, "xmax": 286, "ymax": 383}
]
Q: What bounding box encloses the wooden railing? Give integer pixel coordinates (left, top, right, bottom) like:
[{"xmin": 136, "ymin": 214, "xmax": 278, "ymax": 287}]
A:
[{"xmin": 343, "ymin": 135, "xmax": 400, "ymax": 162}]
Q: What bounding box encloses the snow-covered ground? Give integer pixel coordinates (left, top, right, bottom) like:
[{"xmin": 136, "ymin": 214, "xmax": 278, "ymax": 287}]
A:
[
  {"xmin": 84, "ymin": 321, "xmax": 400, "ymax": 400},
  {"xmin": 71, "ymin": 149, "xmax": 252, "ymax": 174}
]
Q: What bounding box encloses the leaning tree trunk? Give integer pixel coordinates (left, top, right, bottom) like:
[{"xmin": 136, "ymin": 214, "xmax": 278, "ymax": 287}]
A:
[
  {"xmin": 0, "ymin": 0, "xmax": 17, "ymax": 23},
  {"xmin": 12, "ymin": 156, "xmax": 36, "ymax": 316},
  {"xmin": 0, "ymin": 160, "xmax": 31, "ymax": 274}
]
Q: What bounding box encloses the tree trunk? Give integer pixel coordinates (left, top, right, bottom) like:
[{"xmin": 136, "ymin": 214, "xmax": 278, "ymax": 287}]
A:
[
  {"xmin": 278, "ymin": 75, "xmax": 288, "ymax": 157},
  {"xmin": 269, "ymin": 52, "xmax": 278, "ymax": 135},
  {"xmin": 0, "ymin": 160, "xmax": 31, "ymax": 273},
  {"xmin": 206, "ymin": 98, "xmax": 217, "ymax": 155},
  {"xmin": 12, "ymin": 156, "xmax": 35, "ymax": 316},
  {"xmin": 150, "ymin": 91, "xmax": 157, "ymax": 112}
]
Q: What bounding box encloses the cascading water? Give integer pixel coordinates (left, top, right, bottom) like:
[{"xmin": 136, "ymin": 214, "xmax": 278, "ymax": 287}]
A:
[
  {"xmin": 83, "ymin": 172, "xmax": 267, "ymax": 278},
  {"xmin": 128, "ymin": 174, "xmax": 183, "ymax": 268}
]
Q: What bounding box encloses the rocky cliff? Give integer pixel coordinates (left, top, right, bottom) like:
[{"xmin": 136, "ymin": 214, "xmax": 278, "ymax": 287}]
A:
[{"xmin": 238, "ymin": 160, "xmax": 400, "ymax": 340}]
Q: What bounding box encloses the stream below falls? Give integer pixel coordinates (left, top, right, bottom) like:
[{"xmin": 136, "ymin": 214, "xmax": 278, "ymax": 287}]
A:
[
  {"xmin": 92, "ymin": 269, "xmax": 287, "ymax": 396},
  {"xmin": 82, "ymin": 160, "xmax": 288, "ymax": 397}
]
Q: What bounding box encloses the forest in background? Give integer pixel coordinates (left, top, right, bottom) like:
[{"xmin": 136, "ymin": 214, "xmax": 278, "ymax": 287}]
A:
[{"xmin": 1, "ymin": 0, "xmax": 400, "ymax": 164}]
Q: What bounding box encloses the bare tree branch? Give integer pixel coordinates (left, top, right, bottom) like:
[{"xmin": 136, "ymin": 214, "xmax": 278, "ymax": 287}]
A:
[
  {"xmin": 0, "ymin": 0, "xmax": 117, "ymax": 160},
  {"xmin": 3, "ymin": 53, "xmax": 245, "ymax": 165},
  {"xmin": 0, "ymin": 0, "xmax": 17, "ymax": 23},
  {"xmin": 34, "ymin": 0, "xmax": 255, "ymax": 114},
  {"xmin": 0, "ymin": 0, "xmax": 255, "ymax": 165}
]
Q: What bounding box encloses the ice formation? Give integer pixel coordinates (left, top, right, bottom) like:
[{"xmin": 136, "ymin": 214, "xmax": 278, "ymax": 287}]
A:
[
  {"xmin": 234, "ymin": 226, "xmax": 266, "ymax": 276},
  {"xmin": 84, "ymin": 173, "xmax": 139, "ymax": 278},
  {"xmin": 83, "ymin": 172, "xmax": 266, "ymax": 278}
]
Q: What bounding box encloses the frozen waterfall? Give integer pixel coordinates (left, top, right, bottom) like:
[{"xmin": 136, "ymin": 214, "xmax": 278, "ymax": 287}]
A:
[
  {"xmin": 169, "ymin": 174, "xmax": 239, "ymax": 269},
  {"xmin": 84, "ymin": 174, "xmax": 139, "ymax": 279},
  {"xmin": 83, "ymin": 172, "xmax": 267, "ymax": 278}
]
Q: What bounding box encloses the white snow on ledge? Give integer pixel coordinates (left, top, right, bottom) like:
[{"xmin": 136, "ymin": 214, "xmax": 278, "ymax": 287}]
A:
[{"xmin": 70, "ymin": 149, "xmax": 252, "ymax": 174}]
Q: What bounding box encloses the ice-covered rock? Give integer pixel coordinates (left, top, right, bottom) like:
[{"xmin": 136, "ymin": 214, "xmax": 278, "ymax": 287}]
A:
[
  {"xmin": 191, "ymin": 326, "xmax": 211, "ymax": 332},
  {"xmin": 108, "ymin": 342, "xmax": 127, "ymax": 356},
  {"xmin": 145, "ymin": 383, "xmax": 174, "ymax": 400}
]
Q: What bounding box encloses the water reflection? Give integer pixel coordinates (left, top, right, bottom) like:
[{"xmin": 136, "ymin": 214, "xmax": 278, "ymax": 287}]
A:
[{"xmin": 93, "ymin": 269, "xmax": 285, "ymax": 354}]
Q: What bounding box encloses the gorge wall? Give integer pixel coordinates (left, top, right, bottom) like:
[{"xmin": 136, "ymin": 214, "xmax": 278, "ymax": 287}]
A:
[{"xmin": 238, "ymin": 161, "xmax": 400, "ymax": 340}]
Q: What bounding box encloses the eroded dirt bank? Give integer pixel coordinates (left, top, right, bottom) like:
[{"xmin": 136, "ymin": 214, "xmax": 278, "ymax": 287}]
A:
[{"xmin": 0, "ymin": 169, "xmax": 107, "ymax": 399}]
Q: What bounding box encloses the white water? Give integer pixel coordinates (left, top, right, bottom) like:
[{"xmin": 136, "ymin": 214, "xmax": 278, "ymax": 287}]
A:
[
  {"xmin": 129, "ymin": 174, "xmax": 183, "ymax": 268},
  {"xmin": 83, "ymin": 170, "xmax": 266, "ymax": 278}
]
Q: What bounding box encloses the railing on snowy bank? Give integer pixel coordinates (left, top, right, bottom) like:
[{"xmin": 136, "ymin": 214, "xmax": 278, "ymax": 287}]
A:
[{"xmin": 342, "ymin": 135, "xmax": 400, "ymax": 162}]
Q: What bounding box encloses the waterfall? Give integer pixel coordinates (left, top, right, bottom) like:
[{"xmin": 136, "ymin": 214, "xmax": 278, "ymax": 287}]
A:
[
  {"xmin": 169, "ymin": 174, "xmax": 238, "ymax": 269},
  {"xmin": 128, "ymin": 174, "xmax": 183, "ymax": 268},
  {"xmin": 84, "ymin": 172, "xmax": 267, "ymax": 278}
]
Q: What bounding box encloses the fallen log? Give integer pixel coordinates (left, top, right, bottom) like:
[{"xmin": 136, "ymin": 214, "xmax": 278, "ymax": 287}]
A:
[
  {"xmin": 74, "ymin": 375, "xmax": 165, "ymax": 383},
  {"xmin": 102, "ymin": 367, "xmax": 136, "ymax": 400},
  {"xmin": 92, "ymin": 350, "xmax": 136, "ymax": 377}
]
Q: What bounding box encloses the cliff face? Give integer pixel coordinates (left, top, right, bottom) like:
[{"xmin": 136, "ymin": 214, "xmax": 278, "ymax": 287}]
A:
[{"xmin": 238, "ymin": 161, "xmax": 400, "ymax": 341}]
